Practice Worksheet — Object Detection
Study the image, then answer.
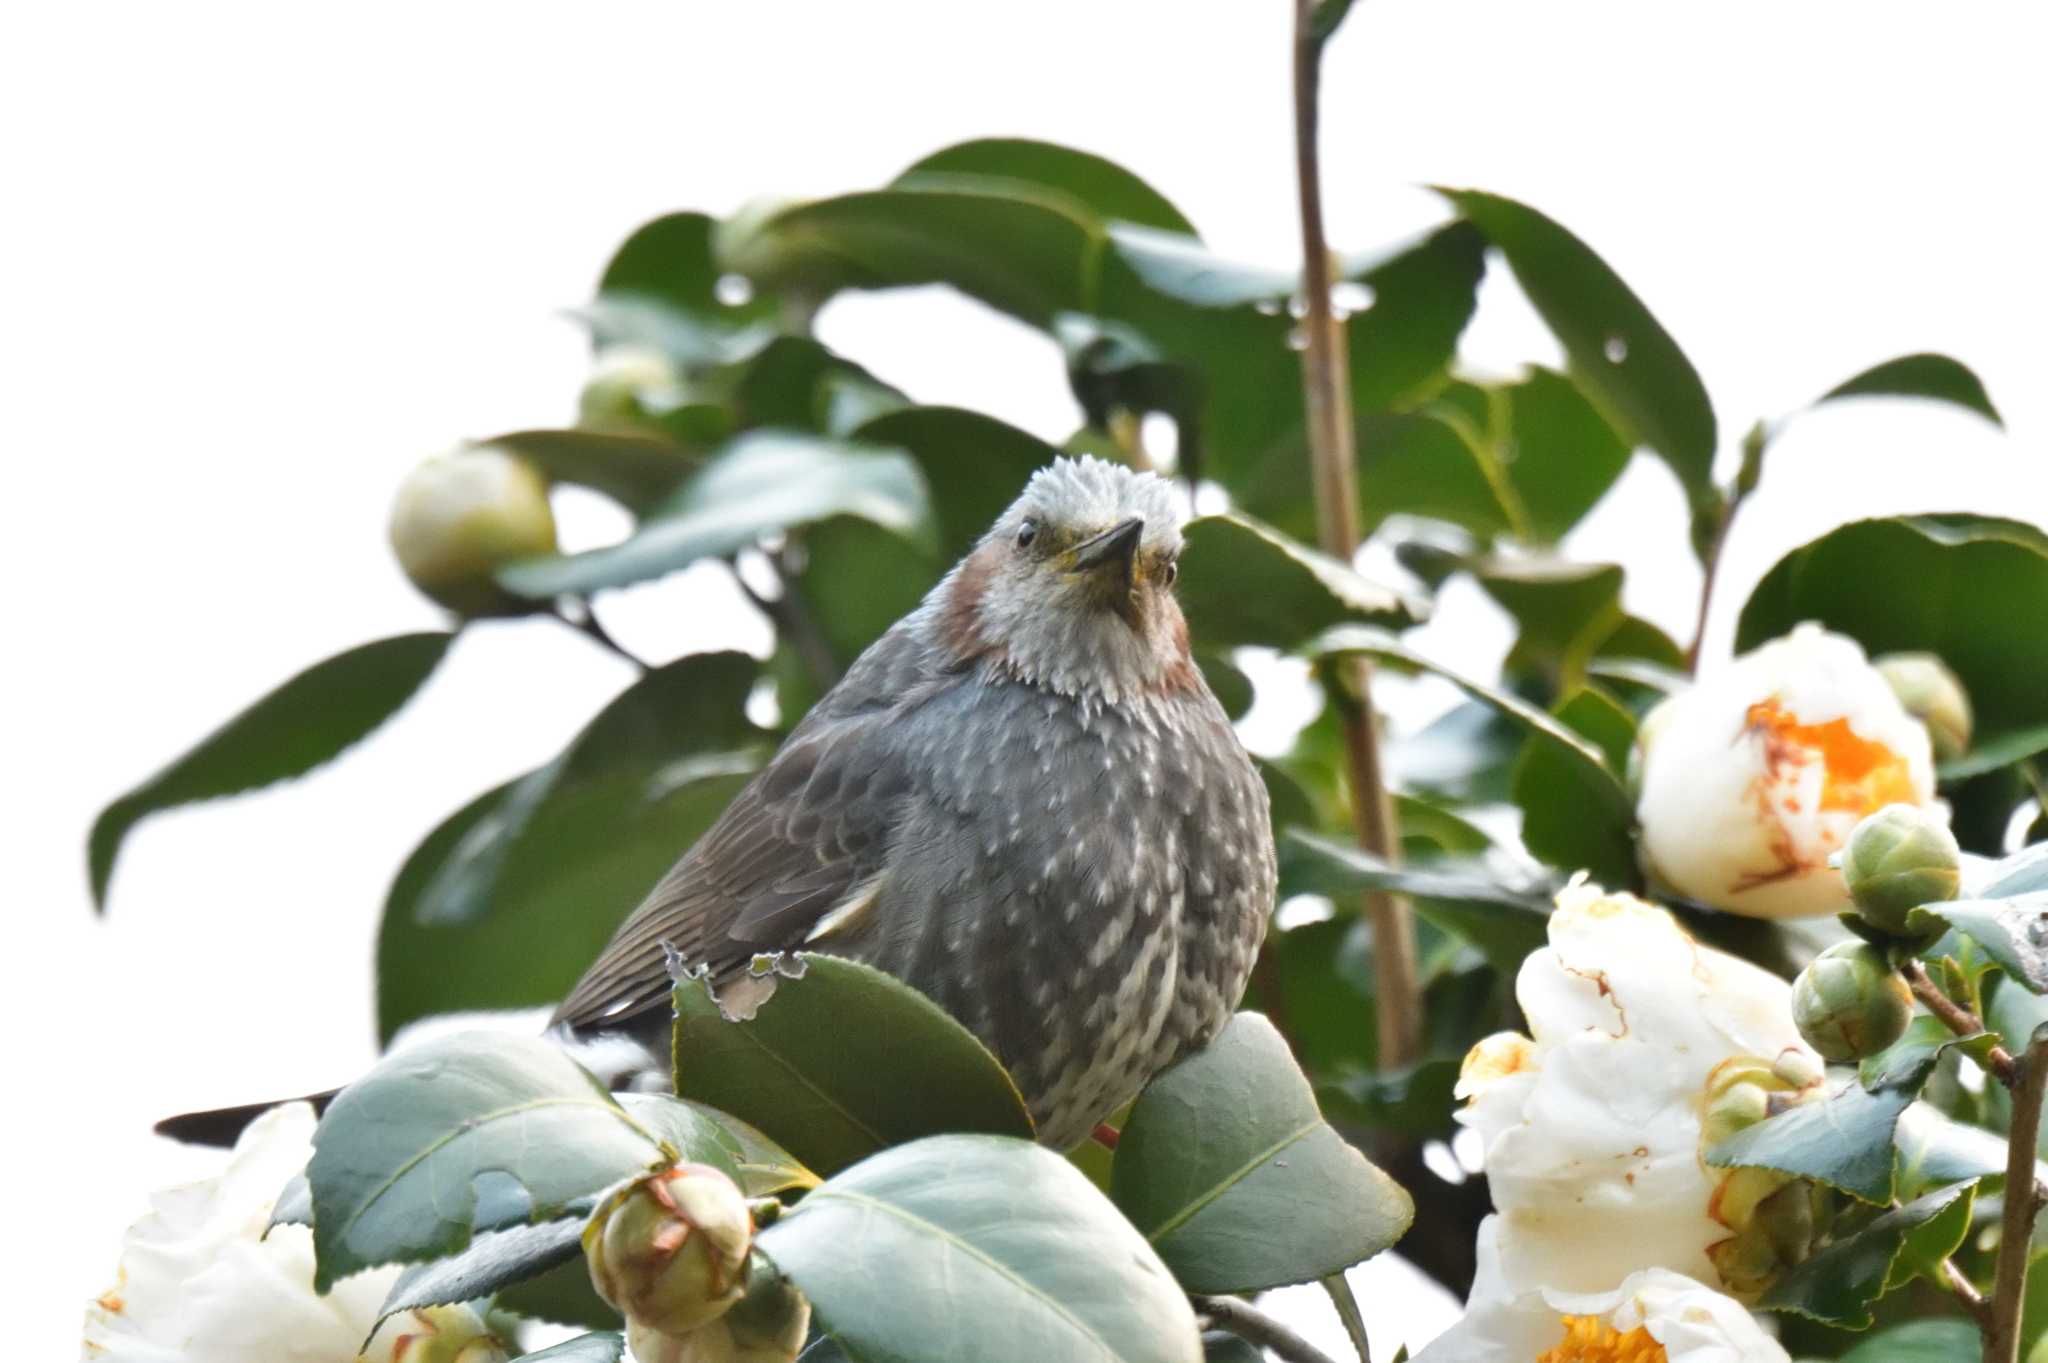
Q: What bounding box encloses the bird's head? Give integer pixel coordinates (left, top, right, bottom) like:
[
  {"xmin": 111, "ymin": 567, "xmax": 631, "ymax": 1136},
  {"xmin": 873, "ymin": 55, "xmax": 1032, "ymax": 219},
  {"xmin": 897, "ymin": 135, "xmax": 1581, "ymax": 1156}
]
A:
[{"xmin": 937, "ymin": 455, "xmax": 1197, "ymax": 703}]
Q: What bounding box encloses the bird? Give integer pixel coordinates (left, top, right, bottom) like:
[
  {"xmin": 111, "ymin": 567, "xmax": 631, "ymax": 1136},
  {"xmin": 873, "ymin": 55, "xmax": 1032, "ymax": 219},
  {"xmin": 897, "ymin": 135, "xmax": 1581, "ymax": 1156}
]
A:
[{"xmin": 163, "ymin": 455, "xmax": 1276, "ymax": 1153}]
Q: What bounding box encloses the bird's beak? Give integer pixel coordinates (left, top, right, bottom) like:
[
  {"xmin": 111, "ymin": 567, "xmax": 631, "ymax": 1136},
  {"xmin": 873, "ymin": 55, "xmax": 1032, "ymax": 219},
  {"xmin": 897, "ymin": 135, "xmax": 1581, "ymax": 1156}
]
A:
[{"xmin": 1071, "ymin": 517, "xmax": 1145, "ymax": 589}]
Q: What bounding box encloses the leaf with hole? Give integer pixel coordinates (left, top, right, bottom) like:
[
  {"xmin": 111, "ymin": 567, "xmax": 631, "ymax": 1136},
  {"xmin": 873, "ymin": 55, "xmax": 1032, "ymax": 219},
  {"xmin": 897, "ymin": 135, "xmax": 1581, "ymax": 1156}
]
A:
[
  {"xmin": 672, "ymin": 954, "xmax": 1033, "ymax": 1177},
  {"xmin": 90, "ymin": 632, "xmax": 454, "ymax": 909},
  {"xmin": 759, "ymin": 1134, "xmax": 1202, "ymax": 1363},
  {"xmin": 1110, "ymin": 1013, "xmax": 1413, "ymax": 1292}
]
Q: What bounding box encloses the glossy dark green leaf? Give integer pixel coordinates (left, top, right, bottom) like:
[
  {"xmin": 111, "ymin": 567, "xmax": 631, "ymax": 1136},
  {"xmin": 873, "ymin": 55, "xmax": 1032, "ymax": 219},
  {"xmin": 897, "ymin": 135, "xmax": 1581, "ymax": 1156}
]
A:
[
  {"xmin": 1511, "ymin": 687, "xmax": 1639, "ymax": 887},
  {"xmin": 672, "ymin": 954, "xmax": 1033, "ymax": 1177},
  {"xmin": 658, "ymin": 1097, "xmax": 818, "ymax": 1197},
  {"xmin": 759, "ymin": 1134, "xmax": 1202, "ymax": 1363},
  {"xmin": 481, "ymin": 429, "xmax": 703, "ymax": 513},
  {"xmin": 1940, "ymin": 722, "xmax": 2048, "ymax": 782},
  {"xmin": 588, "ymin": 212, "xmax": 779, "ymax": 367},
  {"xmin": 1177, "ymin": 514, "xmax": 1418, "ymax": 650},
  {"xmin": 306, "ymin": 1032, "xmax": 731, "ymax": 1290},
  {"xmin": 90, "ymin": 632, "xmax": 454, "ymax": 909},
  {"xmin": 411, "ymin": 651, "xmax": 759, "ymax": 928},
  {"xmin": 1111, "ymin": 1014, "xmax": 1412, "ymax": 1292},
  {"xmin": 1837, "ymin": 1321, "xmax": 1982, "ymax": 1363},
  {"xmin": 268, "ymin": 1172, "xmax": 312, "ymax": 1231},
  {"xmin": 899, "ymin": 139, "xmax": 1196, "ymax": 235},
  {"xmin": 1817, "ymin": 353, "xmax": 2002, "ymax": 427},
  {"xmin": 378, "ymin": 1213, "xmax": 587, "ymax": 1325},
  {"xmin": 1440, "ymin": 189, "xmax": 1717, "ymax": 512},
  {"xmin": 730, "ymin": 335, "xmax": 909, "ymax": 438},
  {"xmin": 1494, "ymin": 367, "xmax": 1633, "ymax": 543},
  {"xmin": 1760, "ymin": 1183, "xmax": 1974, "ymax": 1329},
  {"xmin": 376, "ymin": 757, "xmax": 757, "ymax": 1043},
  {"xmin": 1345, "ymin": 223, "xmax": 1489, "ymax": 415},
  {"xmin": 1736, "ymin": 516, "xmax": 2048, "ymax": 738},
  {"xmin": 1706, "ymin": 1044, "xmax": 1950, "ymax": 1204},
  {"xmin": 849, "ymin": 406, "xmax": 1055, "ymax": 562},
  {"xmin": 1476, "ymin": 559, "xmax": 1624, "ymax": 694},
  {"xmin": 1894, "ymin": 1099, "xmax": 2012, "ymax": 1193},
  {"xmin": 516, "ymin": 1335, "xmax": 626, "ymax": 1363},
  {"xmin": 501, "ymin": 432, "xmax": 932, "ymax": 600},
  {"xmin": 497, "ymin": 1255, "xmax": 620, "ymax": 1332},
  {"xmin": 1356, "ymin": 412, "xmax": 1514, "ymax": 540},
  {"xmin": 1280, "ymin": 831, "xmax": 1551, "ymax": 979},
  {"xmin": 1318, "ymin": 1060, "xmax": 1463, "ymax": 1137},
  {"xmin": 1307, "ymin": 624, "xmax": 1634, "ymax": 830},
  {"xmin": 784, "ymin": 513, "xmax": 942, "ymax": 674},
  {"xmin": 1908, "ymin": 896, "xmax": 2048, "ymax": 993},
  {"xmin": 1202, "ymin": 1331, "xmax": 1264, "ymax": 1363}
]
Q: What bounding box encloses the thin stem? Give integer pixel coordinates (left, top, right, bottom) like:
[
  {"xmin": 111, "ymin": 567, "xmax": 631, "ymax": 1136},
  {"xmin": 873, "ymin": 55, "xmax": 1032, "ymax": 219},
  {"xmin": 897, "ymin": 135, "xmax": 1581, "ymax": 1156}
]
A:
[
  {"xmin": 1986, "ymin": 1032, "xmax": 2048, "ymax": 1363},
  {"xmin": 1321, "ymin": 1272, "xmax": 1373, "ymax": 1363},
  {"xmin": 1939, "ymin": 1254, "xmax": 1994, "ymax": 1336},
  {"xmin": 552, "ymin": 602, "xmax": 649, "ymax": 672},
  {"xmin": 1903, "ymin": 959, "xmax": 2019, "ymax": 1088},
  {"xmin": 1193, "ymin": 1294, "xmax": 1342, "ymax": 1363},
  {"xmin": 735, "ymin": 555, "xmax": 840, "ymax": 694},
  {"xmin": 1684, "ymin": 500, "xmax": 1737, "ymax": 673},
  {"xmin": 1291, "ymin": 0, "xmax": 1420, "ymax": 1071}
]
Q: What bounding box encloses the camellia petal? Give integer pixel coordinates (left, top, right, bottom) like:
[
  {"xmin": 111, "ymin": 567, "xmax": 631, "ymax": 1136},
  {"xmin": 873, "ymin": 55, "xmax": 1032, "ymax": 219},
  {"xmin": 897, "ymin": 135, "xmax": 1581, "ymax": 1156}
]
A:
[
  {"xmin": 1415, "ymin": 1220, "xmax": 1790, "ymax": 1362},
  {"xmin": 1454, "ymin": 883, "xmax": 1823, "ymax": 1301},
  {"xmin": 81, "ymin": 1103, "xmax": 508, "ymax": 1363},
  {"xmin": 1635, "ymin": 624, "xmax": 1940, "ymax": 918}
]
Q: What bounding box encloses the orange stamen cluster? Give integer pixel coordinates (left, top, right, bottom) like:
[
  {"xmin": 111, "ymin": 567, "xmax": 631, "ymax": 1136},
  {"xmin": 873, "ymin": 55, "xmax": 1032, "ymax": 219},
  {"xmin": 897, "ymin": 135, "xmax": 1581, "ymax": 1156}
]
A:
[
  {"xmin": 1744, "ymin": 700, "xmax": 1915, "ymax": 814},
  {"xmin": 1536, "ymin": 1315, "xmax": 1669, "ymax": 1362}
]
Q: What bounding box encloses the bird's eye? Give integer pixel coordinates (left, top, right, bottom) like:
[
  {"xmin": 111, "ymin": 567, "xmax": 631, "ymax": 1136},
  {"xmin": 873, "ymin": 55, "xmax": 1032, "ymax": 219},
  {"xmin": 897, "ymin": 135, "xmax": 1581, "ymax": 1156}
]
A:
[
  {"xmin": 1015, "ymin": 518, "xmax": 1038, "ymax": 549},
  {"xmin": 1162, "ymin": 557, "xmax": 1179, "ymax": 586}
]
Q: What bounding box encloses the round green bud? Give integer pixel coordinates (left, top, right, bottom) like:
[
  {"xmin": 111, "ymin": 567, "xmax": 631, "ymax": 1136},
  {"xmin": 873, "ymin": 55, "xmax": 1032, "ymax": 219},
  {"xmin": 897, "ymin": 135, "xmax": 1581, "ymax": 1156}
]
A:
[
  {"xmin": 578, "ymin": 345, "xmax": 686, "ymax": 434},
  {"xmin": 1875, "ymin": 652, "xmax": 1973, "ymax": 761},
  {"xmin": 1841, "ymin": 802, "xmax": 1962, "ymax": 933},
  {"xmin": 1791, "ymin": 942, "xmax": 1914, "ymax": 1063},
  {"xmin": 584, "ymin": 1163, "xmax": 753, "ymax": 1339},
  {"xmin": 388, "ymin": 446, "xmax": 557, "ymax": 616}
]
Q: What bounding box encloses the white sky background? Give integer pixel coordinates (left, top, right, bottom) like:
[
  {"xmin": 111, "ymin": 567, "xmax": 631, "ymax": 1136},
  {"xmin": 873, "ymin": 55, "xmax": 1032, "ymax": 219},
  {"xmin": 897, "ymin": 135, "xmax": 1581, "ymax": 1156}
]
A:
[{"xmin": 7, "ymin": 3, "xmax": 2047, "ymax": 1358}]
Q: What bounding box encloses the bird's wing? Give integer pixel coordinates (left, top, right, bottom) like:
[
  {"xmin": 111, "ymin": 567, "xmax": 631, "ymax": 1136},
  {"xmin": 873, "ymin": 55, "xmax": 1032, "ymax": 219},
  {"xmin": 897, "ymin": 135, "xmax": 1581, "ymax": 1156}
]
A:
[{"xmin": 550, "ymin": 633, "xmax": 932, "ymax": 1034}]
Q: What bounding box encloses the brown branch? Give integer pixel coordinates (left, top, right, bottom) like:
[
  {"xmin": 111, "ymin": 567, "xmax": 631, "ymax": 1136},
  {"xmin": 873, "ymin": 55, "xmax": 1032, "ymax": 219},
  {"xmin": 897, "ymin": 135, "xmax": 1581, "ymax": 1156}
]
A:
[
  {"xmin": 1291, "ymin": 0, "xmax": 1420, "ymax": 1072},
  {"xmin": 1193, "ymin": 1294, "xmax": 1342, "ymax": 1363},
  {"xmin": 1940, "ymin": 1254, "xmax": 1994, "ymax": 1336},
  {"xmin": 1986, "ymin": 1032, "xmax": 2048, "ymax": 1363},
  {"xmin": 1902, "ymin": 959, "xmax": 2019, "ymax": 1087}
]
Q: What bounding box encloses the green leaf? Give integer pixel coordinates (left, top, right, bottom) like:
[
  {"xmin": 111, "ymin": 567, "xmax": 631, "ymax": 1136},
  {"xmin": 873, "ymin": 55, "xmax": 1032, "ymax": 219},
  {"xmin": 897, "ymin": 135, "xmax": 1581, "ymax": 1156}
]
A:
[
  {"xmin": 848, "ymin": 406, "xmax": 1055, "ymax": 563},
  {"xmin": 1706, "ymin": 1043, "xmax": 1953, "ymax": 1204},
  {"xmin": 1861, "ymin": 1015, "xmax": 1999, "ymax": 1090},
  {"xmin": 588, "ymin": 212, "xmax": 779, "ymax": 365},
  {"xmin": 1307, "ymin": 624, "xmax": 1635, "ymax": 830},
  {"xmin": 1491, "ymin": 368, "xmax": 1633, "ymax": 544},
  {"xmin": 378, "ymin": 1214, "xmax": 588, "ymax": 1325},
  {"xmin": 480, "ymin": 429, "xmax": 703, "ymax": 514},
  {"xmin": 516, "ymin": 1334, "xmax": 627, "ymax": 1363},
  {"xmin": 1736, "ymin": 516, "xmax": 2048, "ymax": 739},
  {"xmin": 1111, "ymin": 1013, "xmax": 1414, "ymax": 1292},
  {"xmin": 1280, "ymin": 831, "xmax": 1551, "ymax": 979},
  {"xmin": 672, "ymin": 954, "xmax": 1034, "ymax": 1177},
  {"xmin": 90, "ymin": 632, "xmax": 454, "ymax": 909},
  {"xmin": 412, "ymin": 652, "xmax": 760, "ymax": 928},
  {"xmin": 1439, "ymin": 189, "xmax": 1717, "ymax": 514},
  {"xmin": 1356, "ymin": 412, "xmax": 1515, "ymax": 540},
  {"xmin": 499, "ymin": 432, "xmax": 933, "ymax": 600},
  {"xmin": 730, "ymin": 335, "xmax": 910, "ymax": 438},
  {"xmin": 1760, "ymin": 1183, "xmax": 1975, "ymax": 1329},
  {"xmin": 1511, "ymin": 686, "xmax": 1640, "ymax": 887},
  {"xmin": 1988, "ymin": 843, "xmax": 2048, "ymax": 897},
  {"xmin": 1908, "ymin": 896, "xmax": 2048, "ymax": 993},
  {"xmin": 306, "ymin": 1032, "xmax": 732, "ymax": 1290},
  {"xmin": 1838, "ymin": 1321, "xmax": 1982, "ymax": 1363},
  {"xmin": 661, "ymin": 1098, "xmax": 819, "ymax": 1197},
  {"xmin": 1475, "ymin": 559, "xmax": 1625, "ymax": 694},
  {"xmin": 1177, "ymin": 514, "xmax": 1419, "ymax": 650},
  {"xmin": 1817, "ymin": 353, "xmax": 2002, "ymax": 427},
  {"xmin": 497, "ymin": 1256, "xmax": 620, "ymax": 1332},
  {"xmin": 899, "ymin": 139, "xmax": 1196, "ymax": 235},
  {"xmin": 1940, "ymin": 722, "xmax": 2048, "ymax": 782},
  {"xmin": 1318, "ymin": 1060, "xmax": 1463, "ymax": 1137},
  {"xmin": 1203, "ymin": 1332, "xmax": 1265, "ymax": 1363},
  {"xmin": 758, "ymin": 1134, "xmax": 1202, "ymax": 1363}
]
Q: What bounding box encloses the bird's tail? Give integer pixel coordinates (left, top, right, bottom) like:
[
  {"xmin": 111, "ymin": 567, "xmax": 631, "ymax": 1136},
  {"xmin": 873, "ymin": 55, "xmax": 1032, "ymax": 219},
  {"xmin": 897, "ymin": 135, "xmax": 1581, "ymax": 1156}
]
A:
[{"xmin": 154, "ymin": 1089, "xmax": 341, "ymax": 1147}]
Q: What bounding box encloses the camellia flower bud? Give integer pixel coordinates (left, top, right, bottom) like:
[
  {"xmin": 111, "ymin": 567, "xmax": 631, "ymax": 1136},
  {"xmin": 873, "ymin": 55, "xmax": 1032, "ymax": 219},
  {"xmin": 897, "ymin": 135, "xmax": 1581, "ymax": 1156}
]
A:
[
  {"xmin": 1874, "ymin": 652, "xmax": 1973, "ymax": 761},
  {"xmin": 628, "ymin": 1255, "xmax": 811, "ymax": 1363},
  {"xmin": 1791, "ymin": 942, "xmax": 1914, "ymax": 1063},
  {"xmin": 388, "ymin": 446, "xmax": 558, "ymax": 616},
  {"xmin": 1636, "ymin": 624, "xmax": 1938, "ymax": 918},
  {"xmin": 1840, "ymin": 802, "xmax": 1963, "ymax": 934},
  {"xmin": 387, "ymin": 1305, "xmax": 513, "ymax": 1363},
  {"xmin": 584, "ymin": 1163, "xmax": 753, "ymax": 1340}
]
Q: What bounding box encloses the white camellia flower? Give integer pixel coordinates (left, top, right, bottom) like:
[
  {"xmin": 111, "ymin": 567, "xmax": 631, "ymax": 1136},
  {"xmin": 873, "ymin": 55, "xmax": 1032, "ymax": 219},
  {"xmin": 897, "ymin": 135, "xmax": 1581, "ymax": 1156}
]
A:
[
  {"xmin": 1636, "ymin": 623, "xmax": 1939, "ymax": 918},
  {"xmin": 1455, "ymin": 882, "xmax": 1824, "ymax": 1300},
  {"xmin": 82, "ymin": 1103, "xmax": 506, "ymax": 1363},
  {"xmin": 1416, "ymin": 1219, "xmax": 1789, "ymax": 1363}
]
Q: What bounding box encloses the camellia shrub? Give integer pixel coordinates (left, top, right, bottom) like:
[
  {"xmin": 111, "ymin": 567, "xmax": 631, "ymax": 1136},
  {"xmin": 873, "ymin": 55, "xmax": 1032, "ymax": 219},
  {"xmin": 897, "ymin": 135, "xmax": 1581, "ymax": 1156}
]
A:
[{"xmin": 82, "ymin": 7, "xmax": 2048, "ymax": 1363}]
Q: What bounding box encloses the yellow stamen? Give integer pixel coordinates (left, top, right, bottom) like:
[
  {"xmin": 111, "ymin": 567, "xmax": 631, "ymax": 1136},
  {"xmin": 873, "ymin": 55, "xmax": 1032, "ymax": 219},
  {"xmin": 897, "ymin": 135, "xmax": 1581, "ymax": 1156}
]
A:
[
  {"xmin": 1744, "ymin": 700, "xmax": 1916, "ymax": 814},
  {"xmin": 1536, "ymin": 1315, "xmax": 1668, "ymax": 1362}
]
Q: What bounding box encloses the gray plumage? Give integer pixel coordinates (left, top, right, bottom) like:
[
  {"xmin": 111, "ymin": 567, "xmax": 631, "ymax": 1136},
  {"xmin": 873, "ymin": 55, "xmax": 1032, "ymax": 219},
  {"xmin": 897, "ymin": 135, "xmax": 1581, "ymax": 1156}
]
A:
[{"xmin": 554, "ymin": 456, "xmax": 1275, "ymax": 1149}]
